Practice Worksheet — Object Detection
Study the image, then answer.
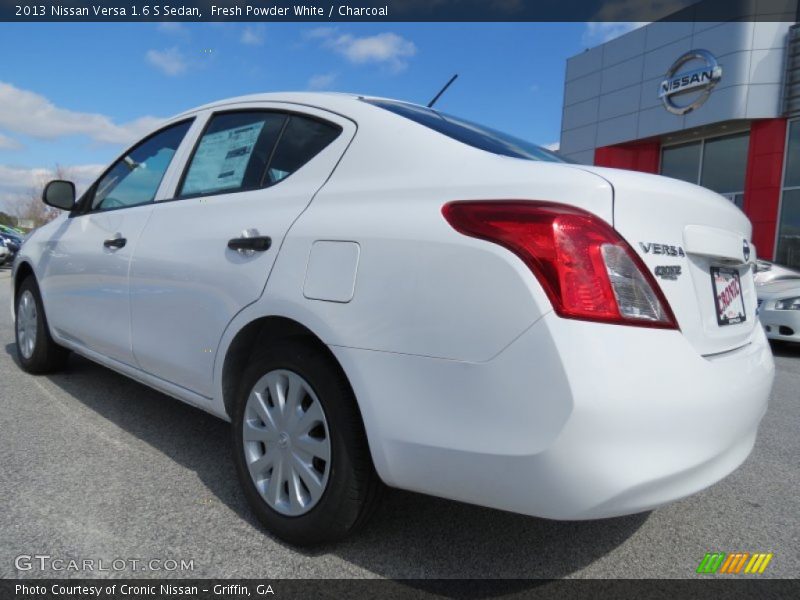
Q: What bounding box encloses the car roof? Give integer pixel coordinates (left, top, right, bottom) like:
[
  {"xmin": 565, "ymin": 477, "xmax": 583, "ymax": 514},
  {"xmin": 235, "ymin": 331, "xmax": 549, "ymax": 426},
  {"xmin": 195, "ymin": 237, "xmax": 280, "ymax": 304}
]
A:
[{"xmin": 172, "ymin": 92, "xmax": 412, "ymax": 120}]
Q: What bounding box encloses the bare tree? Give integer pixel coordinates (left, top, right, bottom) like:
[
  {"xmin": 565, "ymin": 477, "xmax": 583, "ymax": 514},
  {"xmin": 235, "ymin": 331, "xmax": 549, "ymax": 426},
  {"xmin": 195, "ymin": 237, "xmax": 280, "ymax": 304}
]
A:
[{"xmin": 15, "ymin": 164, "xmax": 72, "ymax": 228}]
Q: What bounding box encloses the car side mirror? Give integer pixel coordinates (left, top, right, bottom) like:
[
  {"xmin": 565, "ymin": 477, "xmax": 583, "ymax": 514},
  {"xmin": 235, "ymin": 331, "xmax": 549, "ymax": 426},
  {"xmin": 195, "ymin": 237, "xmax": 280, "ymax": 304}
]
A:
[{"xmin": 42, "ymin": 180, "xmax": 76, "ymax": 211}]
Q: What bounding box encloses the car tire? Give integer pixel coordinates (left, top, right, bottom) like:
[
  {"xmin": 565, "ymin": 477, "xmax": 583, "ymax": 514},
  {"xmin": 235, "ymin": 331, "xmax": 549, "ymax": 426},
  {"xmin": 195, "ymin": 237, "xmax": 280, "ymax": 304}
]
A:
[
  {"xmin": 232, "ymin": 338, "xmax": 382, "ymax": 546},
  {"xmin": 15, "ymin": 275, "xmax": 69, "ymax": 374}
]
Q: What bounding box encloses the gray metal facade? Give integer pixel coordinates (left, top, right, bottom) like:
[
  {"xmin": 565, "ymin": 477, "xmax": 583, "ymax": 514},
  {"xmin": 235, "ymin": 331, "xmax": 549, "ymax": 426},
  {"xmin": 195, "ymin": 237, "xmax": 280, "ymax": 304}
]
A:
[
  {"xmin": 560, "ymin": 21, "xmax": 794, "ymax": 164},
  {"xmin": 783, "ymin": 24, "xmax": 800, "ymax": 114}
]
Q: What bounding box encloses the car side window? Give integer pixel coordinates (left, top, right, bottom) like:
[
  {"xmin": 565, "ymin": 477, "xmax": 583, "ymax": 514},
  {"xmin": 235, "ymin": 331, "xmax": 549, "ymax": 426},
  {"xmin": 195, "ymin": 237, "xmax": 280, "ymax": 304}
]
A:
[
  {"xmin": 265, "ymin": 115, "xmax": 341, "ymax": 185},
  {"xmin": 178, "ymin": 111, "xmax": 342, "ymax": 197},
  {"xmin": 90, "ymin": 121, "xmax": 193, "ymax": 212},
  {"xmin": 179, "ymin": 112, "xmax": 287, "ymax": 197}
]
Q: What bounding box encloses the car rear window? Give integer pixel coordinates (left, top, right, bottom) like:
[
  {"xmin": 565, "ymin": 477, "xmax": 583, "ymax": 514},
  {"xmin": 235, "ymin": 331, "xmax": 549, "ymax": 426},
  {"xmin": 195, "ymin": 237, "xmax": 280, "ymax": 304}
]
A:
[
  {"xmin": 362, "ymin": 98, "xmax": 567, "ymax": 163},
  {"xmin": 265, "ymin": 116, "xmax": 341, "ymax": 185}
]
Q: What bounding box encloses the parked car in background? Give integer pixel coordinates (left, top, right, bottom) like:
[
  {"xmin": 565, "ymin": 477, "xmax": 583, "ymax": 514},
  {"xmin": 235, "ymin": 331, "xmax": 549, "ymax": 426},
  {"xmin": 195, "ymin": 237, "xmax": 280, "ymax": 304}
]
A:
[
  {"xmin": 10, "ymin": 93, "xmax": 775, "ymax": 545},
  {"xmin": 0, "ymin": 224, "xmax": 23, "ymax": 236},
  {"xmin": 0, "ymin": 229, "xmax": 22, "ymax": 244},
  {"xmin": 754, "ymin": 260, "xmax": 800, "ymax": 343},
  {"xmin": 0, "ymin": 232, "xmax": 19, "ymax": 265},
  {"xmin": 754, "ymin": 259, "xmax": 800, "ymax": 285},
  {"xmin": 0, "ymin": 238, "xmax": 9, "ymax": 265},
  {"xmin": 757, "ymin": 278, "xmax": 800, "ymax": 344}
]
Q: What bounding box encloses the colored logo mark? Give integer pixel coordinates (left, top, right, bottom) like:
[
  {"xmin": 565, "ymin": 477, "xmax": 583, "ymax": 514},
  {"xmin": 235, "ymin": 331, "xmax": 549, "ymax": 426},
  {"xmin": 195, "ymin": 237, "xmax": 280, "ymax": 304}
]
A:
[{"xmin": 696, "ymin": 552, "xmax": 774, "ymax": 574}]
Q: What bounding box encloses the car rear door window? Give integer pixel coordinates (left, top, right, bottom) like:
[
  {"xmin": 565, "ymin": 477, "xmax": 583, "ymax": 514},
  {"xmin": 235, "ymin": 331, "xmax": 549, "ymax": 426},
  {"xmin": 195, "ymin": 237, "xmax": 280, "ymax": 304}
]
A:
[
  {"xmin": 179, "ymin": 112, "xmax": 286, "ymax": 197},
  {"xmin": 265, "ymin": 115, "xmax": 341, "ymax": 185},
  {"xmin": 90, "ymin": 120, "xmax": 193, "ymax": 212}
]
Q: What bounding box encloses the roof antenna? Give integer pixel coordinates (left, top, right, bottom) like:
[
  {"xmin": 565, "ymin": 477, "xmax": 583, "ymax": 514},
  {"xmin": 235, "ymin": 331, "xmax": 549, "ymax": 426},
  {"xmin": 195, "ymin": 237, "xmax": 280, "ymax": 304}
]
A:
[{"xmin": 427, "ymin": 74, "xmax": 458, "ymax": 108}]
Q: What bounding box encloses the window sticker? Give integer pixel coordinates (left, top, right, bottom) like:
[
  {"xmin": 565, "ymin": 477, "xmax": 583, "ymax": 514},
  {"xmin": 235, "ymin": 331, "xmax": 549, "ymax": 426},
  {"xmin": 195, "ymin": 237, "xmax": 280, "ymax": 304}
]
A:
[{"xmin": 183, "ymin": 121, "xmax": 265, "ymax": 195}]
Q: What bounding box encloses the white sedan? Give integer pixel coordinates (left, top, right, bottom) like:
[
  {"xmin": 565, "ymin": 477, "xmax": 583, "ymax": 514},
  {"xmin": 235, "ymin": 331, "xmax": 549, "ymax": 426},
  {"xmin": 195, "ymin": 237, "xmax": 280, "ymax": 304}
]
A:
[
  {"xmin": 757, "ymin": 278, "xmax": 800, "ymax": 343},
  {"xmin": 10, "ymin": 93, "xmax": 774, "ymax": 545}
]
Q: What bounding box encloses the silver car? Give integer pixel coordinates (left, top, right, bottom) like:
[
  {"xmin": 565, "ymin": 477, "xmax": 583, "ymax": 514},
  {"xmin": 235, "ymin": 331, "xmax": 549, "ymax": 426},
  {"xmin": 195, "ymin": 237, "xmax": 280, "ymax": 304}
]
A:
[{"xmin": 754, "ymin": 260, "xmax": 800, "ymax": 285}]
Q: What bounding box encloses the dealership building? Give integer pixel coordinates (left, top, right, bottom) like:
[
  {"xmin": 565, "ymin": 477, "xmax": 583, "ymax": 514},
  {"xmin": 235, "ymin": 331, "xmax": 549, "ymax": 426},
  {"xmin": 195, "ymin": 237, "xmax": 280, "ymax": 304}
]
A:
[{"xmin": 559, "ymin": 11, "xmax": 800, "ymax": 268}]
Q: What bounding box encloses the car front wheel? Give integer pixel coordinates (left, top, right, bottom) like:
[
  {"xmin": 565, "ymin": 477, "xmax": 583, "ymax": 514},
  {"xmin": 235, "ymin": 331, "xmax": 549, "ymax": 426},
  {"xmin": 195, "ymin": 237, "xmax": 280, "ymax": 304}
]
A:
[
  {"xmin": 15, "ymin": 275, "xmax": 69, "ymax": 374},
  {"xmin": 231, "ymin": 339, "xmax": 381, "ymax": 545}
]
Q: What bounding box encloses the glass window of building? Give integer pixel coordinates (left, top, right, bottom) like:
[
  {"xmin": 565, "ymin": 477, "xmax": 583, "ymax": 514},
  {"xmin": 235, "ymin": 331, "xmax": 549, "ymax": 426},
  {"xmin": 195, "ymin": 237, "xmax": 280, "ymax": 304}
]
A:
[
  {"xmin": 700, "ymin": 133, "xmax": 749, "ymax": 195},
  {"xmin": 777, "ymin": 121, "xmax": 800, "ymax": 268},
  {"xmin": 660, "ymin": 132, "xmax": 749, "ymax": 209},
  {"xmin": 661, "ymin": 141, "xmax": 701, "ymax": 185},
  {"xmin": 784, "ymin": 121, "xmax": 800, "ymax": 189}
]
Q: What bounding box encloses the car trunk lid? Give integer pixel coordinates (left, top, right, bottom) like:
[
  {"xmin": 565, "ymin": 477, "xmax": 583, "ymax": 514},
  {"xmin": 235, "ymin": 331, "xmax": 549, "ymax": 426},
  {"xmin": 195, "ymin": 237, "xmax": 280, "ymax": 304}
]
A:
[{"xmin": 575, "ymin": 166, "xmax": 757, "ymax": 356}]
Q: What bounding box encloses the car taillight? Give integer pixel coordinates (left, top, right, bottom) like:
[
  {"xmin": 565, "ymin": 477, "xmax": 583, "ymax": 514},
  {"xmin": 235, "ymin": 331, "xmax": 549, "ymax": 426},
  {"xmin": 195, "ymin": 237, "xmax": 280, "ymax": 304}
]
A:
[{"xmin": 442, "ymin": 200, "xmax": 678, "ymax": 329}]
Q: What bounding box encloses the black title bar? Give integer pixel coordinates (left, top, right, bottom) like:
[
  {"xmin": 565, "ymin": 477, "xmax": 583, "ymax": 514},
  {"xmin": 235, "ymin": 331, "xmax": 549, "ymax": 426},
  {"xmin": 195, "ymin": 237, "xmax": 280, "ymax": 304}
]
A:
[
  {"xmin": 1, "ymin": 0, "xmax": 800, "ymax": 23},
  {"xmin": 2, "ymin": 579, "xmax": 800, "ymax": 600}
]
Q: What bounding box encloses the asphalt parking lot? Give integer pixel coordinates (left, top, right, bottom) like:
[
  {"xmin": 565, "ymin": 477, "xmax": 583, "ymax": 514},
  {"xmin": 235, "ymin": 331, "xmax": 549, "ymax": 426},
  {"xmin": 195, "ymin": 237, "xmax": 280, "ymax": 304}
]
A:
[{"xmin": 0, "ymin": 267, "xmax": 798, "ymax": 580}]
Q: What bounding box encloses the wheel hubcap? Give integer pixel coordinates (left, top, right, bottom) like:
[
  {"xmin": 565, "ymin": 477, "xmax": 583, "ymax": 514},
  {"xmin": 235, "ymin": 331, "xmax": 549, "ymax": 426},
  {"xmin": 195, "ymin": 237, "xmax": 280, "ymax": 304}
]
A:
[
  {"xmin": 16, "ymin": 290, "xmax": 38, "ymax": 360},
  {"xmin": 243, "ymin": 369, "xmax": 331, "ymax": 516}
]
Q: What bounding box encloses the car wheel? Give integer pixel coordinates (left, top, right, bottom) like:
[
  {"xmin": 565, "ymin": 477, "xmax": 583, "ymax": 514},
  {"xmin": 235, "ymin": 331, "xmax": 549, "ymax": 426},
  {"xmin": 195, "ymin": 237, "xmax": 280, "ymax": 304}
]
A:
[
  {"xmin": 15, "ymin": 276, "xmax": 69, "ymax": 374},
  {"xmin": 232, "ymin": 338, "xmax": 382, "ymax": 545}
]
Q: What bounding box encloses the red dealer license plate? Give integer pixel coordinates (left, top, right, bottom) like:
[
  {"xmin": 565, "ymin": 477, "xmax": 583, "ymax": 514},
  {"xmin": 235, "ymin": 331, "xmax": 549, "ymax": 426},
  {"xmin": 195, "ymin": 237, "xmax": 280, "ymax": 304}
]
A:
[{"xmin": 711, "ymin": 266, "xmax": 746, "ymax": 326}]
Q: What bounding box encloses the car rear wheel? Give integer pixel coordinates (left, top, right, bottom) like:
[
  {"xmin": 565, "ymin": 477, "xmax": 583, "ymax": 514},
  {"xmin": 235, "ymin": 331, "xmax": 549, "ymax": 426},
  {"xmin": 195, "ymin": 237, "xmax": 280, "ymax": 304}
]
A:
[
  {"xmin": 231, "ymin": 338, "xmax": 382, "ymax": 545},
  {"xmin": 15, "ymin": 276, "xmax": 69, "ymax": 374}
]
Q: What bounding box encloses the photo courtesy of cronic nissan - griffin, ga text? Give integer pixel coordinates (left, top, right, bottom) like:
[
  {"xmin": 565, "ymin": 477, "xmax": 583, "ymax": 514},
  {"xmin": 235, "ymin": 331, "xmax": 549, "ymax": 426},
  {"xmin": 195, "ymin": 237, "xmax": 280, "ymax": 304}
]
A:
[{"xmin": 9, "ymin": 93, "xmax": 775, "ymax": 545}]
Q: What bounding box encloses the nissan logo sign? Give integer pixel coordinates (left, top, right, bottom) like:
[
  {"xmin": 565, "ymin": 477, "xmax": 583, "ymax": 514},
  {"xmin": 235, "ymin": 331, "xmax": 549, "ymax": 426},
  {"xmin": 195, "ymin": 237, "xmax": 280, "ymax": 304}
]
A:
[{"xmin": 659, "ymin": 49, "xmax": 722, "ymax": 115}]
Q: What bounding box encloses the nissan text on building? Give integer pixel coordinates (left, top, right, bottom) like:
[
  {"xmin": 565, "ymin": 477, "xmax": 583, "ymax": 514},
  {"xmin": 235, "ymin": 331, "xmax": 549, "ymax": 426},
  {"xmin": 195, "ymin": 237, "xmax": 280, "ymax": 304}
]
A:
[{"xmin": 559, "ymin": 1, "xmax": 800, "ymax": 269}]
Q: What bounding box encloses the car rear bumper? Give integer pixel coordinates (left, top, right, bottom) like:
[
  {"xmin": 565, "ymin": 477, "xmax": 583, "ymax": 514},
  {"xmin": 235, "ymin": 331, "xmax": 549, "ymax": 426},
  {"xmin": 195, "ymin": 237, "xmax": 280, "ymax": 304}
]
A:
[
  {"xmin": 759, "ymin": 305, "xmax": 800, "ymax": 342},
  {"xmin": 334, "ymin": 312, "xmax": 774, "ymax": 520}
]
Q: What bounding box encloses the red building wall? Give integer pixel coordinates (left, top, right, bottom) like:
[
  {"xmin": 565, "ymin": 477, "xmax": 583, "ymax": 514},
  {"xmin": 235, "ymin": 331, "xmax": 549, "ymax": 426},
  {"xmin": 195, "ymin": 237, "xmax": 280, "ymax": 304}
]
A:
[
  {"xmin": 594, "ymin": 141, "xmax": 660, "ymax": 173},
  {"xmin": 594, "ymin": 119, "xmax": 787, "ymax": 259},
  {"xmin": 743, "ymin": 119, "xmax": 787, "ymax": 260}
]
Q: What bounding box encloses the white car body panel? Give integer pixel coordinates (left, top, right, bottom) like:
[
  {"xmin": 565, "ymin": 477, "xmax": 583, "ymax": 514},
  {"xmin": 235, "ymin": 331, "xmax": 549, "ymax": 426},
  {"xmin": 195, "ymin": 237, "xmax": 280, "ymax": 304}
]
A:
[
  {"xmin": 11, "ymin": 92, "xmax": 775, "ymax": 521},
  {"xmin": 334, "ymin": 316, "xmax": 771, "ymax": 518},
  {"xmin": 32, "ymin": 206, "xmax": 153, "ymax": 364}
]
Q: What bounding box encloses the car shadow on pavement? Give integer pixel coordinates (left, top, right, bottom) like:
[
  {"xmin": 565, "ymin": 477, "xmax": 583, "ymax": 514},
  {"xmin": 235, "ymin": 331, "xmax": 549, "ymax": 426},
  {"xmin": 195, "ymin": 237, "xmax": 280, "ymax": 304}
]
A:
[
  {"xmin": 4, "ymin": 343, "xmax": 648, "ymax": 586},
  {"xmin": 770, "ymin": 340, "xmax": 800, "ymax": 358}
]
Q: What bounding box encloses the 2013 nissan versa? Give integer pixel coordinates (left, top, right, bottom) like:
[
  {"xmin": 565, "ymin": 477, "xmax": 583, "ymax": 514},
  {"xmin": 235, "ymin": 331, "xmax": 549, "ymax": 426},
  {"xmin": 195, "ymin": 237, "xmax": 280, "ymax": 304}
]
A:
[{"xmin": 10, "ymin": 93, "xmax": 775, "ymax": 544}]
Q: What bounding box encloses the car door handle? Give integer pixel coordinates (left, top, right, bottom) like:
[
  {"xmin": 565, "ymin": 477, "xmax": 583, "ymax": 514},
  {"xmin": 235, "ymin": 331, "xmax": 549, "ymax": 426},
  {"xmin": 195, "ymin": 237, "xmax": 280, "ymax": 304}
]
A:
[
  {"xmin": 103, "ymin": 237, "xmax": 127, "ymax": 249},
  {"xmin": 227, "ymin": 236, "xmax": 272, "ymax": 252}
]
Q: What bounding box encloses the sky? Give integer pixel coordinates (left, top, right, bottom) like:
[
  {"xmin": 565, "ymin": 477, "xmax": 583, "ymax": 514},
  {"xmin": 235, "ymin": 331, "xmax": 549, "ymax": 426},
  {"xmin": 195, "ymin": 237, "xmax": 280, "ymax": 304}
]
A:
[{"xmin": 0, "ymin": 21, "xmax": 641, "ymax": 213}]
